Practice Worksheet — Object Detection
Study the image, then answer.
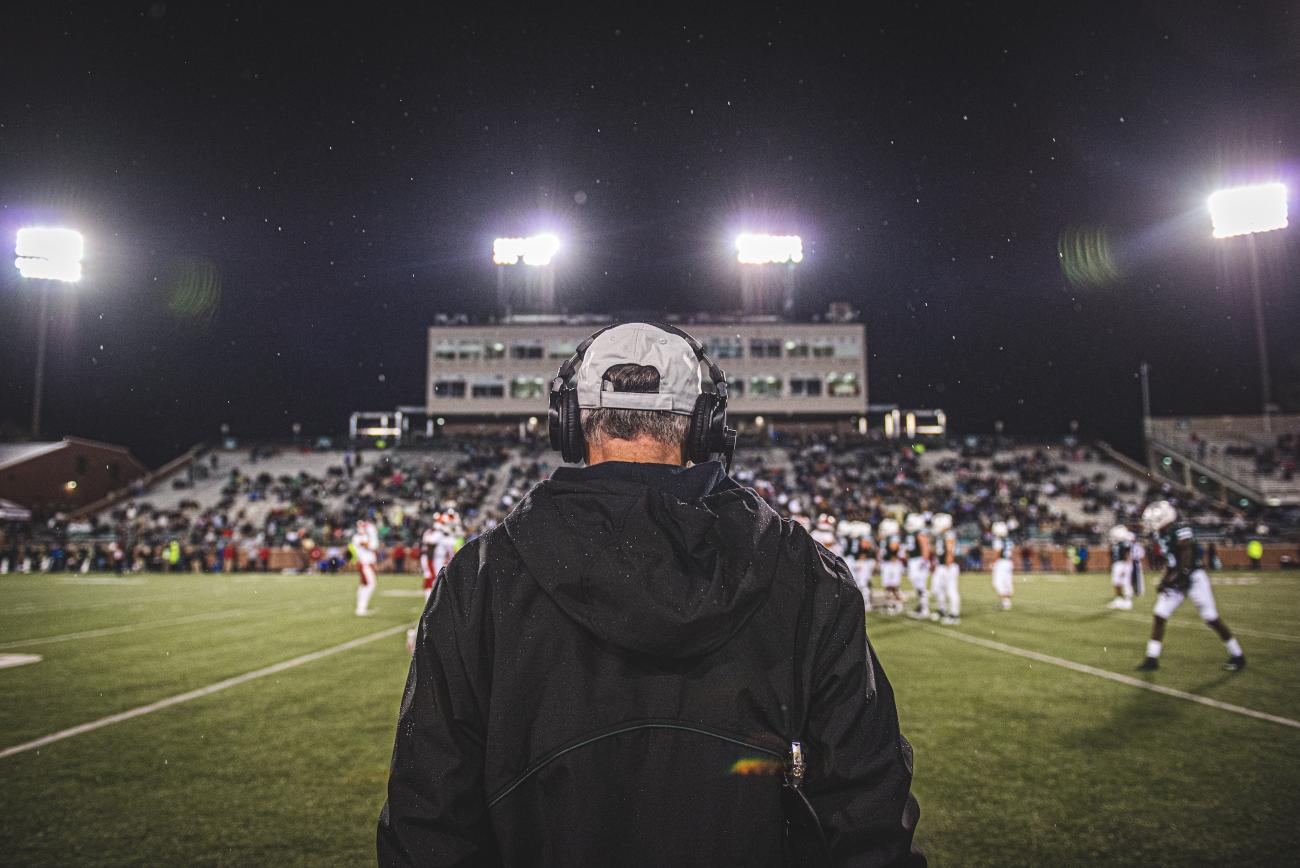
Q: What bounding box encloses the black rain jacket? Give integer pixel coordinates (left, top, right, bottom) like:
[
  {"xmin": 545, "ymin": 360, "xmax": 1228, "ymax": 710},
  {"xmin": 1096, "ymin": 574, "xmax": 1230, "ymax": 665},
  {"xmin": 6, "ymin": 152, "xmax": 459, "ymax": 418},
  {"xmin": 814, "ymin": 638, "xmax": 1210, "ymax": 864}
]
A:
[{"xmin": 378, "ymin": 461, "xmax": 923, "ymax": 867}]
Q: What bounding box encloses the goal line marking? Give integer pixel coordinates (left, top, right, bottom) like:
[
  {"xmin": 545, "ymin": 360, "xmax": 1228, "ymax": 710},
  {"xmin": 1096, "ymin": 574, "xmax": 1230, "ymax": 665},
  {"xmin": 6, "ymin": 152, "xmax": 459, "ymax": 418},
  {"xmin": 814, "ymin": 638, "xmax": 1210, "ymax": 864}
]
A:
[
  {"xmin": 0, "ymin": 624, "xmax": 408, "ymax": 761},
  {"xmin": 923, "ymin": 626, "xmax": 1300, "ymax": 731}
]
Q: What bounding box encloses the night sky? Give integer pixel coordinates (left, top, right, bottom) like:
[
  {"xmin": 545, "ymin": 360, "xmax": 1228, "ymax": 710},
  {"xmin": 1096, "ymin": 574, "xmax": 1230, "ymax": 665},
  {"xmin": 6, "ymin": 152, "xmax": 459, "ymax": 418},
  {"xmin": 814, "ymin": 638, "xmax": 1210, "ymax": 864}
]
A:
[{"xmin": 2, "ymin": 2, "xmax": 1298, "ymax": 466}]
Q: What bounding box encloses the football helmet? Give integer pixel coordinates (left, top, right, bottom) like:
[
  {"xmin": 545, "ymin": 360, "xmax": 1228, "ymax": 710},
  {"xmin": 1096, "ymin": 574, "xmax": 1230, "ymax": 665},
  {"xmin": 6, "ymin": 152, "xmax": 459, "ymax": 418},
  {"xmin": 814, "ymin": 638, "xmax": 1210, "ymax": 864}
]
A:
[
  {"xmin": 904, "ymin": 513, "xmax": 926, "ymax": 534},
  {"xmin": 1108, "ymin": 525, "xmax": 1133, "ymax": 544},
  {"xmin": 931, "ymin": 513, "xmax": 953, "ymax": 533},
  {"xmin": 878, "ymin": 518, "xmax": 900, "ymax": 537},
  {"xmin": 1142, "ymin": 501, "xmax": 1177, "ymax": 534},
  {"xmin": 991, "ymin": 521, "xmax": 1009, "ymax": 539}
]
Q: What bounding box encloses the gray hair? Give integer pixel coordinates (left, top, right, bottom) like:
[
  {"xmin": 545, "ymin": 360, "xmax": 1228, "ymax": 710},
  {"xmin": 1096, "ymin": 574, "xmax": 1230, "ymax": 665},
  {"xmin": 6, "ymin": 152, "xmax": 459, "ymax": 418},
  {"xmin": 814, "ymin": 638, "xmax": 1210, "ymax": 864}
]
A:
[{"xmin": 580, "ymin": 363, "xmax": 690, "ymax": 447}]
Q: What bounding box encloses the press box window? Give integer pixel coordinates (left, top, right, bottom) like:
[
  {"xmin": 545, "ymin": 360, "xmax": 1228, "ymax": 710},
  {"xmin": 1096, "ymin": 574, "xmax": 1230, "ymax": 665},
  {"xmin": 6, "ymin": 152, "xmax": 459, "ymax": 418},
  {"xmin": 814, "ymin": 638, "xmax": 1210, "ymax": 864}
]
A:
[
  {"xmin": 472, "ymin": 383, "xmax": 505, "ymax": 398},
  {"xmin": 510, "ymin": 377, "xmax": 546, "ymax": 399},
  {"xmin": 790, "ymin": 377, "xmax": 822, "ymax": 397},
  {"xmin": 433, "ymin": 380, "xmax": 466, "ymax": 399},
  {"xmin": 749, "ymin": 376, "xmax": 783, "ymax": 398},
  {"xmin": 485, "ymin": 341, "xmax": 506, "ymax": 359},
  {"xmin": 548, "ymin": 340, "xmax": 578, "ymax": 359},
  {"xmin": 511, "ymin": 343, "xmax": 544, "ymax": 360},
  {"xmin": 707, "ymin": 336, "xmax": 744, "ymax": 359},
  {"xmin": 827, "ymin": 373, "xmax": 861, "ymax": 397},
  {"xmin": 784, "ymin": 340, "xmax": 810, "ymax": 359},
  {"xmin": 434, "ymin": 341, "xmax": 457, "ymax": 361},
  {"xmin": 750, "ymin": 339, "xmax": 781, "ymax": 359}
]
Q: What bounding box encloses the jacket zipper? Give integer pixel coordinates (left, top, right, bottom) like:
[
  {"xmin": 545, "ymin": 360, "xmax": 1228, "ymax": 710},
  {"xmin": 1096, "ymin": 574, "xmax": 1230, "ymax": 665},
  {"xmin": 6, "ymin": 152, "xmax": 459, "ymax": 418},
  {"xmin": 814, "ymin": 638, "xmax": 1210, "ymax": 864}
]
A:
[{"xmin": 488, "ymin": 719, "xmax": 785, "ymax": 807}]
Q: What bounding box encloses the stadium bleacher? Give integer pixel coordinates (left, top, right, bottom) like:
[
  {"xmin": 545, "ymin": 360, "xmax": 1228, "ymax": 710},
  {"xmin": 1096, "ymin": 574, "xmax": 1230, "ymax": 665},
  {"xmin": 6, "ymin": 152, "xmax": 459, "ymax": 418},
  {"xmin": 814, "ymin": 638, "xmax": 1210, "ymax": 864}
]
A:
[
  {"xmin": 5, "ymin": 431, "xmax": 1291, "ymax": 577},
  {"xmin": 1147, "ymin": 415, "xmax": 1300, "ymax": 507}
]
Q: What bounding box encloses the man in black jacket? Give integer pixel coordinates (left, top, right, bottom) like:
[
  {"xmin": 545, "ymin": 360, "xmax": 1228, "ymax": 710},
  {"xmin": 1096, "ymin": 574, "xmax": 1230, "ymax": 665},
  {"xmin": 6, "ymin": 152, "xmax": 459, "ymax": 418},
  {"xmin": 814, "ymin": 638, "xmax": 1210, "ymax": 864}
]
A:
[{"xmin": 378, "ymin": 322, "xmax": 923, "ymax": 866}]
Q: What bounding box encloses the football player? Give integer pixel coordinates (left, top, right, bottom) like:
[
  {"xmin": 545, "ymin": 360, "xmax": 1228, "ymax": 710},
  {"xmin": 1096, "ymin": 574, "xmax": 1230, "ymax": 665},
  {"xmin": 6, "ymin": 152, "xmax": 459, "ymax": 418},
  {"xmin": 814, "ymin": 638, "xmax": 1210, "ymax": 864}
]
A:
[
  {"xmin": 930, "ymin": 513, "xmax": 961, "ymax": 625},
  {"xmin": 1136, "ymin": 501, "xmax": 1245, "ymax": 672},
  {"xmin": 812, "ymin": 514, "xmax": 842, "ymax": 556},
  {"xmin": 855, "ymin": 521, "xmax": 878, "ymax": 612},
  {"xmin": 419, "ymin": 518, "xmax": 444, "ymax": 604},
  {"xmin": 903, "ymin": 513, "xmax": 933, "ymax": 619},
  {"xmin": 352, "ymin": 518, "xmax": 380, "ymax": 616},
  {"xmin": 1106, "ymin": 525, "xmax": 1135, "ymax": 610},
  {"xmin": 991, "ymin": 521, "xmax": 1014, "ymax": 610},
  {"xmin": 419, "ymin": 511, "xmax": 460, "ymax": 604},
  {"xmin": 877, "ymin": 518, "xmax": 905, "ymax": 615},
  {"xmin": 1129, "ymin": 537, "xmax": 1146, "ymax": 597},
  {"xmin": 839, "ymin": 520, "xmax": 873, "ymax": 613}
]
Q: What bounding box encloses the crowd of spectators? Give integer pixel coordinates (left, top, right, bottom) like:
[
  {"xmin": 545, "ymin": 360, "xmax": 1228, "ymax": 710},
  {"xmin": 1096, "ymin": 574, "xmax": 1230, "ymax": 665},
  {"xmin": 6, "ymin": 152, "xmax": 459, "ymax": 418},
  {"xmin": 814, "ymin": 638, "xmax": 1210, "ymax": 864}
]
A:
[
  {"xmin": 1, "ymin": 440, "xmax": 508, "ymax": 576},
  {"xmin": 2, "ymin": 433, "xmax": 1296, "ymax": 576},
  {"xmin": 1219, "ymin": 432, "xmax": 1300, "ymax": 481}
]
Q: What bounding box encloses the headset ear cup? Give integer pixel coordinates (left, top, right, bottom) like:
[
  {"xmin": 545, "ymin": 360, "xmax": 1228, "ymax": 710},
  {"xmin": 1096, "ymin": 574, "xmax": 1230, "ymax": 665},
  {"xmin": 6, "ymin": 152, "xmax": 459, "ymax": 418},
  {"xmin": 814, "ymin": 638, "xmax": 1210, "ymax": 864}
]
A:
[
  {"xmin": 562, "ymin": 388, "xmax": 584, "ymax": 463},
  {"xmin": 688, "ymin": 394, "xmax": 714, "ymax": 463},
  {"xmin": 548, "ymin": 389, "xmax": 564, "ymax": 453},
  {"xmin": 708, "ymin": 396, "xmax": 727, "ymax": 454}
]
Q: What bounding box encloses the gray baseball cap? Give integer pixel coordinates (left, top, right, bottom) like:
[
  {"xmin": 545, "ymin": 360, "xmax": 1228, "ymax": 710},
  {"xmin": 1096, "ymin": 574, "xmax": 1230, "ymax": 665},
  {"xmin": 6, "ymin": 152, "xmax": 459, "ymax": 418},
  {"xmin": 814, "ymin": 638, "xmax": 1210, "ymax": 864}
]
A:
[{"xmin": 575, "ymin": 323, "xmax": 704, "ymax": 415}]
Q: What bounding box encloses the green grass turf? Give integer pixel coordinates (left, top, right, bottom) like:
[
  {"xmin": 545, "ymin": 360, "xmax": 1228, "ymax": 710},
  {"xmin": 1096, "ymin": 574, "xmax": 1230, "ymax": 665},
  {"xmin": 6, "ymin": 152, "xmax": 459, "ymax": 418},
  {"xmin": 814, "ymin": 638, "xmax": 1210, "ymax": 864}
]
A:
[{"xmin": 1, "ymin": 569, "xmax": 1297, "ymax": 866}]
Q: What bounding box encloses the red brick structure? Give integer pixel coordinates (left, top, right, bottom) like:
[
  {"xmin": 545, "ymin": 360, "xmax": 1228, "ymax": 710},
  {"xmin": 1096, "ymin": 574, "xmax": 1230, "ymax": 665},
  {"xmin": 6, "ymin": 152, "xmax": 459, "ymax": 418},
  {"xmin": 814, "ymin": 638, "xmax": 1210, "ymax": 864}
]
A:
[{"xmin": 0, "ymin": 437, "xmax": 147, "ymax": 514}]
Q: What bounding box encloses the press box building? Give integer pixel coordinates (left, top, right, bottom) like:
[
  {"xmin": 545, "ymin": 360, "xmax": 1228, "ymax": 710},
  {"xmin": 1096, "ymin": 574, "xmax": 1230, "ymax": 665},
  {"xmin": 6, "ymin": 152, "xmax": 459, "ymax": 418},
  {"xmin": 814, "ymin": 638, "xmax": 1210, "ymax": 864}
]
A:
[{"xmin": 423, "ymin": 314, "xmax": 868, "ymax": 426}]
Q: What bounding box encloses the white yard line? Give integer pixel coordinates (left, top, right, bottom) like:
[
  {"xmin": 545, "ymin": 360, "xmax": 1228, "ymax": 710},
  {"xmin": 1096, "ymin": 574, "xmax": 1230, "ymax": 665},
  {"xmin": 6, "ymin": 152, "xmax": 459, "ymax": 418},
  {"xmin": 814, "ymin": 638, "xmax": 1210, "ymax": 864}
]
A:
[
  {"xmin": 0, "ymin": 654, "xmax": 42, "ymax": 669},
  {"xmin": 923, "ymin": 626, "xmax": 1300, "ymax": 730},
  {"xmin": 0, "ymin": 606, "xmax": 295, "ymax": 649},
  {"xmin": 0, "ymin": 624, "xmax": 408, "ymax": 761},
  {"xmin": 1014, "ymin": 600, "xmax": 1300, "ymax": 644},
  {"xmin": 5, "ymin": 590, "xmax": 237, "ymax": 616}
]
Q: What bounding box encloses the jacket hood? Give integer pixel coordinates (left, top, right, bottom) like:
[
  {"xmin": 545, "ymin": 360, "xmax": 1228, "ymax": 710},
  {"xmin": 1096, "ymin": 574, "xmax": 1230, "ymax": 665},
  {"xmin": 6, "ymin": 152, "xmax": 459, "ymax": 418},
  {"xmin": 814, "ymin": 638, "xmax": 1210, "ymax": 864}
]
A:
[{"xmin": 503, "ymin": 462, "xmax": 785, "ymax": 659}]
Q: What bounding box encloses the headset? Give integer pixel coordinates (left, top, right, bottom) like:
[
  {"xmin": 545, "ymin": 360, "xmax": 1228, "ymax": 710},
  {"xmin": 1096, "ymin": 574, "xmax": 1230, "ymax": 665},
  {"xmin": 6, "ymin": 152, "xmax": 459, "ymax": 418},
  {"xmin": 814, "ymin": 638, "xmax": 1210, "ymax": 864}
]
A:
[{"xmin": 548, "ymin": 321, "xmax": 738, "ymax": 470}]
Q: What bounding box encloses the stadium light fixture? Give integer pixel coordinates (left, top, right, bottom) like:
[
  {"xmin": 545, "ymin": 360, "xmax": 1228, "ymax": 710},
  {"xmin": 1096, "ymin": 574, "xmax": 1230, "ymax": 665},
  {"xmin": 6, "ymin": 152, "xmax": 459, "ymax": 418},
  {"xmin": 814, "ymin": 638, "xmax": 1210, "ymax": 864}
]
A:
[
  {"xmin": 1208, "ymin": 183, "xmax": 1288, "ymax": 239},
  {"xmin": 15, "ymin": 227, "xmax": 84, "ymax": 439},
  {"xmin": 15, "ymin": 227, "xmax": 84, "ymax": 282},
  {"xmin": 1209, "ymin": 181, "xmax": 1290, "ymax": 429},
  {"xmin": 493, "ymin": 234, "xmax": 560, "ymax": 267},
  {"xmin": 735, "ymin": 233, "xmax": 803, "ymax": 265}
]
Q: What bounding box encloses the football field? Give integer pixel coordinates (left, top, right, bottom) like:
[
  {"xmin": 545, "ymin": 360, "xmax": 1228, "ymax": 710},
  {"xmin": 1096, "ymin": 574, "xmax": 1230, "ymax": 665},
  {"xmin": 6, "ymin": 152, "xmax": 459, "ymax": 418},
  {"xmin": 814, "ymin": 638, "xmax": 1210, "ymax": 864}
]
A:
[{"xmin": 1, "ymin": 569, "xmax": 1297, "ymax": 866}]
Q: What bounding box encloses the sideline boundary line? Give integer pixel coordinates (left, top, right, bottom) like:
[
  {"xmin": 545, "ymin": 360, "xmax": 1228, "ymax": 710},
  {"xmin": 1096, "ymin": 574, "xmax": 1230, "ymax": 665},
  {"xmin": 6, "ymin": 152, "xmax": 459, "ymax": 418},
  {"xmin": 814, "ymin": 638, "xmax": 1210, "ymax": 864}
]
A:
[
  {"xmin": 923, "ymin": 626, "xmax": 1300, "ymax": 731},
  {"xmin": 0, "ymin": 624, "xmax": 408, "ymax": 761}
]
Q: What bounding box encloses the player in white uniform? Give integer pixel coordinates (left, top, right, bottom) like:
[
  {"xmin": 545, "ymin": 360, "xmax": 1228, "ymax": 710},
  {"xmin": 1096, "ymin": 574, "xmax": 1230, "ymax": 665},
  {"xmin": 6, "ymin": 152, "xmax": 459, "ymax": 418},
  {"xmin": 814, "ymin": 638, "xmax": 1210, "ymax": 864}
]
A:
[
  {"xmin": 903, "ymin": 513, "xmax": 933, "ymax": 619},
  {"xmin": 838, "ymin": 520, "xmax": 873, "ymax": 613},
  {"xmin": 811, "ymin": 514, "xmax": 842, "ymax": 556},
  {"xmin": 1106, "ymin": 525, "xmax": 1135, "ymax": 610},
  {"xmin": 877, "ymin": 518, "xmax": 904, "ymax": 615},
  {"xmin": 1129, "ymin": 539, "xmax": 1146, "ymax": 597},
  {"xmin": 352, "ymin": 518, "xmax": 380, "ymax": 616},
  {"xmin": 930, "ymin": 513, "xmax": 961, "ymax": 625},
  {"xmin": 419, "ymin": 521, "xmax": 446, "ymax": 604},
  {"xmin": 991, "ymin": 521, "xmax": 1014, "ymax": 610},
  {"xmin": 1136, "ymin": 501, "xmax": 1245, "ymax": 672},
  {"xmin": 856, "ymin": 522, "xmax": 877, "ymax": 611},
  {"xmin": 409, "ymin": 511, "xmax": 465, "ymax": 651}
]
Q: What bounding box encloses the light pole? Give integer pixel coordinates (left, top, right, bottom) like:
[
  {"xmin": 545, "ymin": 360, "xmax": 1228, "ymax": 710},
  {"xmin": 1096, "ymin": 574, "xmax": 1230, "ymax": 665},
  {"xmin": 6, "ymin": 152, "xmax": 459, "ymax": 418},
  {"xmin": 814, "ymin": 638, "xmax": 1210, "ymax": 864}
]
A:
[
  {"xmin": 493, "ymin": 234, "xmax": 560, "ymax": 315},
  {"xmin": 1208, "ymin": 181, "xmax": 1289, "ymax": 431},
  {"xmin": 735, "ymin": 233, "xmax": 802, "ymax": 314},
  {"xmin": 14, "ymin": 227, "xmax": 84, "ymax": 439}
]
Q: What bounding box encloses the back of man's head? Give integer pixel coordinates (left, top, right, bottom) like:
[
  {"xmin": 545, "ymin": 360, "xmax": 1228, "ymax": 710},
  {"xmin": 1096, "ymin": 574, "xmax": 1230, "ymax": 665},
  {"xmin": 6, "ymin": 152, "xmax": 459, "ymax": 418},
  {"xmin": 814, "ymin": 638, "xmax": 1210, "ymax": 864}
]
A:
[{"xmin": 580, "ymin": 362, "xmax": 690, "ymax": 463}]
